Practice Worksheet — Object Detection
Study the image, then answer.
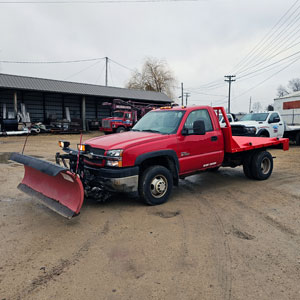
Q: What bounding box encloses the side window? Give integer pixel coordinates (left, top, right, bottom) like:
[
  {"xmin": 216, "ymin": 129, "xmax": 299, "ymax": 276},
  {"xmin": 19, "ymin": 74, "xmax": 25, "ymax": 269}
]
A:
[
  {"xmin": 184, "ymin": 109, "xmax": 213, "ymax": 134},
  {"xmin": 269, "ymin": 113, "xmax": 279, "ymax": 123},
  {"xmin": 227, "ymin": 115, "xmax": 233, "ymax": 122}
]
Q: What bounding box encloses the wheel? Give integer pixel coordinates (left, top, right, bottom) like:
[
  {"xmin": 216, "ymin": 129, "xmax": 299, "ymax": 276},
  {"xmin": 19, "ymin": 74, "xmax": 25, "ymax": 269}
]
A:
[
  {"xmin": 295, "ymin": 132, "xmax": 300, "ymax": 146},
  {"xmin": 258, "ymin": 132, "xmax": 269, "ymax": 137},
  {"xmin": 243, "ymin": 152, "xmax": 254, "ymax": 179},
  {"xmin": 116, "ymin": 127, "xmax": 126, "ymax": 133},
  {"xmin": 139, "ymin": 165, "xmax": 173, "ymax": 205},
  {"xmin": 251, "ymin": 151, "xmax": 273, "ymax": 180}
]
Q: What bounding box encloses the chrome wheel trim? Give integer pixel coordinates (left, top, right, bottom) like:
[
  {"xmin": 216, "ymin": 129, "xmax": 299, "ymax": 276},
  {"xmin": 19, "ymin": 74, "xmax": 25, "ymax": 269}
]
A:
[
  {"xmin": 150, "ymin": 174, "xmax": 168, "ymax": 198},
  {"xmin": 261, "ymin": 157, "xmax": 271, "ymax": 174}
]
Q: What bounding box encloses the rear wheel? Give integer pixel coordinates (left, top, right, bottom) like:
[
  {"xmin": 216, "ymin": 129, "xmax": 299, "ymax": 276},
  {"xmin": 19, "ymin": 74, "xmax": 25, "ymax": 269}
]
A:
[
  {"xmin": 116, "ymin": 126, "xmax": 126, "ymax": 133},
  {"xmin": 139, "ymin": 165, "xmax": 173, "ymax": 205},
  {"xmin": 251, "ymin": 151, "xmax": 273, "ymax": 180}
]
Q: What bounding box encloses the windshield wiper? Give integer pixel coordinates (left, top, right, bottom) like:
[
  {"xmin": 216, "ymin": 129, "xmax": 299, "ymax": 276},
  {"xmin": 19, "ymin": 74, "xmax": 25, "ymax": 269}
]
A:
[
  {"xmin": 141, "ymin": 129, "xmax": 161, "ymax": 133},
  {"xmin": 131, "ymin": 129, "xmax": 140, "ymax": 131}
]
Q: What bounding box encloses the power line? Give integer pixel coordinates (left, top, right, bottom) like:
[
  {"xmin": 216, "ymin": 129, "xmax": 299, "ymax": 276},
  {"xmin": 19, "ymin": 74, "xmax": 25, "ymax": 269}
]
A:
[
  {"xmin": 232, "ymin": 55, "xmax": 300, "ymax": 101},
  {"xmin": 236, "ymin": 38, "xmax": 300, "ymax": 77},
  {"xmin": 0, "ymin": 57, "xmax": 105, "ymax": 64},
  {"xmin": 237, "ymin": 53, "xmax": 300, "ymax": 83},
  {"xmin": 109, "ymin": 58, "xmax": 135, "ymax": 72},
  {"xmin": 95, "ymin": 62, "xmax": 106, "ymax": 84},
  {"xmin": 235, "ymin": 10, "xmax": 300, "ymax": 76},
  {"xmin": 63, "ymin": 60, "xmax": 101, "ymax": 80},
  {"xmin": 232, "ymin": 0, "xmax": 300, "ymax": 74},
  {"xmin": 0, "ymin": 0, "xmax": 203, "ymax": 3},
  {"xmin": 237, "ymin": 49, "xmax": 300, "ymax": 80}
]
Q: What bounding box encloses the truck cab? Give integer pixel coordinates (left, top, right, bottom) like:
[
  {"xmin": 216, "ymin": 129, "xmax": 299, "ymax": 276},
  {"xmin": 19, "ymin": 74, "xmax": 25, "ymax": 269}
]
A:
[
  {"xmin": 231, "ymin": 111, "xmax": 284, "ymax": 138},
  {"xmin": 100, "ymin": 110, "xmax": 136, "ymax": 133}
]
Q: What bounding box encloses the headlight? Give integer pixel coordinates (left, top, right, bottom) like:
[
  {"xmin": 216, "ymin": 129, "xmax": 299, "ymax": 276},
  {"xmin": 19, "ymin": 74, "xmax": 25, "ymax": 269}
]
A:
[
  {"xmin": 58, "ymin": 140, "xmax": 70, "ymax": 148},
  {"xmin": 106, "ymin": 149, "xmax": 123, "ymax": 157},
  {"xmin": 77, "ymin": 144, "xmax": 86, "ymax": 152},
  {"xmin": 106, "ymin": 149, "xmax": 123, "ymax": 167},
  {"xmin": 245, "ymin": 127, "xmax": 256, "ymax": 134}
]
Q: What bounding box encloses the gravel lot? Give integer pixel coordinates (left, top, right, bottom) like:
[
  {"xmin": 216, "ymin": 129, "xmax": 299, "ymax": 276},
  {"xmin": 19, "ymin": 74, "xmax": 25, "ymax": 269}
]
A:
[{"xmin": 0, "ymin": 133, "xmax": 300, "ymax": 300}]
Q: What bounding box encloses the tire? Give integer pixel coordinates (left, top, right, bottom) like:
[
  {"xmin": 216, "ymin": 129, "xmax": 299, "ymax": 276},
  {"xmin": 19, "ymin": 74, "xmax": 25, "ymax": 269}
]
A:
[
  {"xmin": 139, "ymin": 165, "xmax": 173, "ymax": 205},
  {"xmin": 116, "ymin": 127, "xmax": 126, "ymax": 133},
  {"xmin": 296, "ymin": 132, "xmax": 300, "ymax": 146},
  {"xmin": 243, "ymin": 152, "xmax": 254, "ymax": 179},
  {"xmin": 258, "ymin": 132, "xmax": 269, "ymax": 138},
  {"xmin": 251, "ymin": 151, "xmax": 273, "ymax": 180}
]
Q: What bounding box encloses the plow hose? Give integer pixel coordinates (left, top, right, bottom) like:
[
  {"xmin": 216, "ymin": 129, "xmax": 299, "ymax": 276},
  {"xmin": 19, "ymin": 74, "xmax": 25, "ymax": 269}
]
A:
[{"xmin": 10, "ymin": 153, "xmax": 84, "ymax": 219}]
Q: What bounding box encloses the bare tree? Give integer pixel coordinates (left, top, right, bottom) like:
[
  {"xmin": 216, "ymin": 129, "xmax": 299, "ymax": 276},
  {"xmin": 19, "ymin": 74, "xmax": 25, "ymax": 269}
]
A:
[
  {"xmin": 277, "ymin": 78, "xmax": 300, "ymax": 97},
  {"xmin": 288, "ymin": 78, "xmax": 300, "ymax": 92},
  {"xmin": 277, "ymin": 85, "xmax": 289, "ymax": 97},
  {"xmin": 126, "ymin": 57, "xmax": 176, "ymax": 99},
  {"xmin": 252, "ymin": 102, "xmax": 262, "ymax": 112}
]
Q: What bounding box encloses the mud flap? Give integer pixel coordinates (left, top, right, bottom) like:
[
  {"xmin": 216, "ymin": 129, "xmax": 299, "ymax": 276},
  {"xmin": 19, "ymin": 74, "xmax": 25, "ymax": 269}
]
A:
[{"xmin": 10, "ymin": 153, "xmax": 84, "ymax": 219}]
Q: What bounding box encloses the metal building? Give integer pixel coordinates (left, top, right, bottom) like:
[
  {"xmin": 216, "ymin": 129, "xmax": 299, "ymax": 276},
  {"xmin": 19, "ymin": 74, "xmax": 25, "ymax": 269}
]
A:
[{"xmin": 0, "ymin": 73, "xmax": 172, "ymax": 130}]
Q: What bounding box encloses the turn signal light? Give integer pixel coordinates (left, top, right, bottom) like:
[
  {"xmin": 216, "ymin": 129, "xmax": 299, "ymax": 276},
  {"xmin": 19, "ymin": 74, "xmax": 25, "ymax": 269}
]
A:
[
  {"xmin": 77, "ymin": 144, "xmax": 86, "ymax": 152},
  {"xmin": 58, "ymin": 141, "xmax": 70, "ymax": 148}
]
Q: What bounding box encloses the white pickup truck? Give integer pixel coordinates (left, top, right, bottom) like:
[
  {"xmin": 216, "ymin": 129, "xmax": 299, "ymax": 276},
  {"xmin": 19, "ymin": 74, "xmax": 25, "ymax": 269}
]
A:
[
  {"xmin": 218, "ymin": 113, "xmax": 236, "ymax": 125},
  {"xmin": 231, "ymin": 111, "xmax": 285, "ymax": 138}
]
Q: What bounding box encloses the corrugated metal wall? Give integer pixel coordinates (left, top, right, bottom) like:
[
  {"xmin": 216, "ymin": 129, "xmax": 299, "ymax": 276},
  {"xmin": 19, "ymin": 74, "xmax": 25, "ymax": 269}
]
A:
[
  {"xmin": 0, "ymin": 90, "xmax": 15, "ymax": 117},
  {"xmin": 22, "ymin": 91, "xmax": 44, "ymax": 122},
  {"xmin": 0, "ymin": 89, "xmax": 113, "ymax": 124},
  {"xmin": 64, "ymin": 95, "xmax": 81, "ymax": 119}
]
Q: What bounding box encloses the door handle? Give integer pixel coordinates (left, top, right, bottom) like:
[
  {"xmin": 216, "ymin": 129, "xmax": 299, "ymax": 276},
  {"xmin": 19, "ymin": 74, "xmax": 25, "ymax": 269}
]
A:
[
  {"xmin": 279, "ymin": 123, "xmax": 283, "ymax": 125},
  {"xmin": 211, "ymin": 136, "xmax": 218, "ymax": 141}
]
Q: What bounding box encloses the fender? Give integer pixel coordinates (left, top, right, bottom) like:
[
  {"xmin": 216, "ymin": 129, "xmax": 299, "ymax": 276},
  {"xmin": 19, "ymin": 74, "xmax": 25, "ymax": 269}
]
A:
[
  {"xmin": 256, "ymin": 129, "xmax": 270, "ymax": 137},
  {"xmin": 135, "ymin": 150, "xmax": 180, "ymax": 185}
]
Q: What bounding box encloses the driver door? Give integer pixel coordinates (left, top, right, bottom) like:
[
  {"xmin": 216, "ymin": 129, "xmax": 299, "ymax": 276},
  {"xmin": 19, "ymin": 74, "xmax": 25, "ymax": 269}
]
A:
[{"xmin": 177, "ymin": 109, "xmax": 224, "ymax": 174}]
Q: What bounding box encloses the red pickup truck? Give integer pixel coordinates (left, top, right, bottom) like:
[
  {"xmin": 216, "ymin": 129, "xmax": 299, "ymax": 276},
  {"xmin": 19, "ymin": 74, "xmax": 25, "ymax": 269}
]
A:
[{"xmin": 11, "ymin": 106, "xmax": 289, "ymax": 219}]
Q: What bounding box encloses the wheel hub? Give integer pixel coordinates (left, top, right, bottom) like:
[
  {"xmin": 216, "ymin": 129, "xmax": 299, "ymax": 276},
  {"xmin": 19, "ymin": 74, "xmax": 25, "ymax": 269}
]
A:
[
  {"xmin": 261, "ymin": 157, "xmax": 271, "ymax": 174},
  {"xmin": 150, "ymin": 175, "xmax": 168, "ymax": 198}
]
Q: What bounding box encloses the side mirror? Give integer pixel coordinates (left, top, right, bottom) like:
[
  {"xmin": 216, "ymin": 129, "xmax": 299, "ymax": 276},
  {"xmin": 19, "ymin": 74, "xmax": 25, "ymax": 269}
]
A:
[
  {"xmin": 193, "ymin": 120, "xmax": 206, "ymax": 135},
  {"xmin": 181, "ymin": 127, "xmax": 189, "ymax": 136}
]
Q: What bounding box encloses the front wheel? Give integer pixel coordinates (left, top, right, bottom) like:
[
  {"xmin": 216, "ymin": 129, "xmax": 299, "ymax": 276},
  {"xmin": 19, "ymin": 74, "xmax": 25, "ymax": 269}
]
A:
[
  {"xmin": 139, "ymin": 166, "xmax": 173, "ymax": 205},
  {"xmin": 251, "ymin": 151, "xmax": 273, "ymax": 180},
  {"xmin": 116, "ymin": 126, "xmax": 126, "ymax": 133}
]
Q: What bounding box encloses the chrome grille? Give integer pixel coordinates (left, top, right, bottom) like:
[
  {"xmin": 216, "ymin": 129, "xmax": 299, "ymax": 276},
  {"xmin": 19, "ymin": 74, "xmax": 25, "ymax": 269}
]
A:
[{"xmin": 102, "ymin": 120, "xmax": 110, "ymax": 128}]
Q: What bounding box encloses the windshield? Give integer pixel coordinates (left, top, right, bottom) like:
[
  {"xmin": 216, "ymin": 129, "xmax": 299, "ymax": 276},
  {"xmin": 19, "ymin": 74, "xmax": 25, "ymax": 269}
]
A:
[
  {"xmin": 240, "ymin": 113, "xmax": 268, "ymax": 121},
  {"xmin": 132, "ymin": 110, "xmax": 185, "ymax": 134},
  {"xmin": 113, "ymin": 111, "xmax": 124, "ymax": 118}
]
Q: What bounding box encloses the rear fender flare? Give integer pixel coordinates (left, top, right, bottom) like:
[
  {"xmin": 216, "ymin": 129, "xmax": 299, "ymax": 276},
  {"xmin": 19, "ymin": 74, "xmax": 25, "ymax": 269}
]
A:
[{"xmin": 135, "ymin": 150, "xmax": 179, "ymax": 185}]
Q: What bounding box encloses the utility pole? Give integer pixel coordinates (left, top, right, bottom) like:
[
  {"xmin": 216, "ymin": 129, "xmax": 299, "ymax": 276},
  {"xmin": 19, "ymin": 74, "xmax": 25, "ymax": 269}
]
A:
[
  {"xmin": 249, "ymin": 96, "xmax": 252, "ymax": 113},
  {"xmin": 181, "ymin": 82, "xmax": 184, "ymax": 106},
  {"xmin": 224, "ymin": 75, "xmax": 236, "ymax": 113},
  {"xmin": 105, "ymin": 57, "xmax": 108, "ymax": 86},
  {"xmin": 184, "ymin": 92, "xmax": 190, "ymax": 106}
]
